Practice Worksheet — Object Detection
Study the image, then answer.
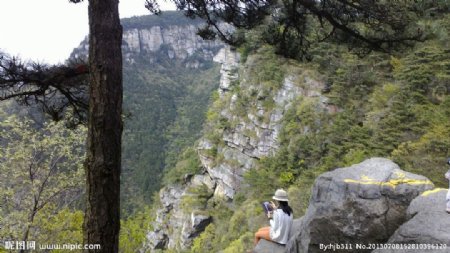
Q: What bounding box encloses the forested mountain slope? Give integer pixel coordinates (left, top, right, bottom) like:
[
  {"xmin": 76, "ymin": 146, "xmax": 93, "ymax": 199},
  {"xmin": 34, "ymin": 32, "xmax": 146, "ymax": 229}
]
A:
[{"xmin": 144, "ymin": 11, "xmax": 449, "ymax": 252}]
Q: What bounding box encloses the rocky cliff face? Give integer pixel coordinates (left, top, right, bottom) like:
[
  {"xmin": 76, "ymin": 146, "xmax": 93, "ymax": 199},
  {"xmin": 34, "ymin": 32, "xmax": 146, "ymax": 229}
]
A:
[
  {"xmin": 198, "ymin": 49, "xmax": 330, "ymax": 200},
  {"xmin": 121, "ymin": 25, "xmax": 222, "ymax": 61},
  {"xmin": 70, "ymin": 21, "xmax": 223, "ymax": 67},
  {"xmin": 143, "ymin": 47, "xmax": 331, "ymax": 251}
]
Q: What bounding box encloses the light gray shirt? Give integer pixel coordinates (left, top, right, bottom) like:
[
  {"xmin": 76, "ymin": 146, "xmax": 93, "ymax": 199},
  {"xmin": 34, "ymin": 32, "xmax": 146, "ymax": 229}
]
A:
[
  {"xmin": 446, "ymin": 170, "xmax": 450, "ymax": 206},
  {"xmin": 269, "ymin": 209, "xmax": 293, "ymax": 244},
  {"xmin": 446, "ymin": 170, "xmax": 450, "ymax": 189}
]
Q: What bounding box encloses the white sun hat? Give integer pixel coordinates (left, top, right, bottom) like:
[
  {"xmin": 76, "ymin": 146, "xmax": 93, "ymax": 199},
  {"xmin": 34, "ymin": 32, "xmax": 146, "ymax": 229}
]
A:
[{"xmin": 272, "ymin": 189, "xmax": 289, "ymax": 202}]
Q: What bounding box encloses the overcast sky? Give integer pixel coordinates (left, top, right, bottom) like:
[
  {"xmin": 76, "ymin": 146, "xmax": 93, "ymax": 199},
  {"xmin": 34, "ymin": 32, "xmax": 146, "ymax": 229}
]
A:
[{"xmin": 0, "ymin": 0, "xmax": 176, "ymax": 65}]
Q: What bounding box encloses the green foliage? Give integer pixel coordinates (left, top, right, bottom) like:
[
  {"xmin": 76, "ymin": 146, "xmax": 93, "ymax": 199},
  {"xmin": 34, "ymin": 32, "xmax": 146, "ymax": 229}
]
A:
[
  {"xmin": 163, "ymin": 147, "xmax": 202, "ymax": 185},
  {"xmin": 119, "ymin": 206, "xmax": 154, "ymax": 253},
  {"xmin": 36, "ymin": 207, "xmax": 84, "ymax": 252},
  {"xmin": 391, "ymin": 96, "xmax": 450, "ymax": 187},
  {"xmin": 176, "ymin": 0, "xmax": 444, "ymax": 60},
  {"xmin": 180, "ymin": 184, "xmax": 213, "ymax": 212},
  {"xmin": 342, "ymin": 149, "xmax": 367, "ymax": 167},
  {"xmin": 235, "ymin": 28, "xmax": 265, "ymax": 63},
  {"xmin": 243, "ymin": 166, "xmax": 280, "ymax": 199},
  {"xmin": 251, "ymin": 47, "xmax": 285, "ymax": 88},
  {"xmin": 393, "ymin": 43, "xmax": 450, "ymax": 95},
  {"xmin": 0, "ymin": 113, "xmax": 86, "ymax": 244},
  {"xmin": 223, "ymin": 232, "xmax": 253, "ymax": 253},
  {"xmin": 190, "ymin": 224, "xmax": 217, "ymax": 253},
  {"xmin": 326, "ymin": 53, "xmax": 380, "ymax": 110},
  {"xmin": 189, "ymin": 198, "xmax": 263, "ymax": 253}
]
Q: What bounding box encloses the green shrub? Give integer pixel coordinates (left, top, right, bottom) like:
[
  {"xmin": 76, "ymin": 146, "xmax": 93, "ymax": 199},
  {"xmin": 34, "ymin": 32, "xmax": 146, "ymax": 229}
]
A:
[{"xmin": 163, "ymin": 148, "xmax": 202, "ymax": 184}]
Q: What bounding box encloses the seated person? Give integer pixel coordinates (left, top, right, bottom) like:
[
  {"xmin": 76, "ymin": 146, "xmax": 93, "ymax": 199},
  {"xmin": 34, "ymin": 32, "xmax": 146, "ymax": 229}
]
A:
[
  {"xmin": 254, "ymin": 189, "xmax": 293, "ymax": 246},
  {"xmin": 446, "ymin": 158, "xmax": 450, "ymax": 213}
]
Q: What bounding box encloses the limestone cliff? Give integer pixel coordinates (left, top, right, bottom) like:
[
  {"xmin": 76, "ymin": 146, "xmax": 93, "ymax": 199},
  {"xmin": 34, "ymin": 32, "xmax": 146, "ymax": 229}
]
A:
[
  {"xmin": 70, "ymin": 15, "xmax": 223, "ymax": 67},
  {"xmin": 121, "ymin": 25, "xmax": 222, "ymax": 62}
]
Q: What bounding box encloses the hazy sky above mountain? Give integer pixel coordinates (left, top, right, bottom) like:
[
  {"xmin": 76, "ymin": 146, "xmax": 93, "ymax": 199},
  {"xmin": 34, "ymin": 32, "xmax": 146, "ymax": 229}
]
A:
[{"xmin": 0, "ymin": 0, "xmax": 176, "ymax": 64}]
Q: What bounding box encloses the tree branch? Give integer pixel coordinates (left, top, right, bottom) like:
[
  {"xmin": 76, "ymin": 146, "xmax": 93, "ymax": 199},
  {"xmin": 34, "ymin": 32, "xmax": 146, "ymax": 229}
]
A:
[{"xmin": 0, "ymin": 52, "xmax": 89, "ymax": 125}]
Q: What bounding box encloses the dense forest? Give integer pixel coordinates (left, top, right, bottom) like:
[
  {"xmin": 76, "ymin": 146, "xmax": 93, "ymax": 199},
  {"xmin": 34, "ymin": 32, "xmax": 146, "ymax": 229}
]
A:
[
  {"xmin": 120, "ymin": 44, "xmax": 220, "ymax": 214},
  {"xmin": 0, "ymin": 2, "xmax": 449, "ymax": 253}
]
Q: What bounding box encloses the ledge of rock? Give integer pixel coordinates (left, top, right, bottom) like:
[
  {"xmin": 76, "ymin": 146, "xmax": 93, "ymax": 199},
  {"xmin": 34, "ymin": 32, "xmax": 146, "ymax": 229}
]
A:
[
  {"xmin": 253, "ymin": 218, "xmax": 303, "ymax": 253},
  {"xmin": 286, "ymin": 158, "xmax": 434, "ymax": 253},
  {"xmin": 253, "ymin": 239, "xmax": 285, "ymax": 253},
  {"xmin": 374, "ymin": 188, "xmax": 450, "ymax": 253}
]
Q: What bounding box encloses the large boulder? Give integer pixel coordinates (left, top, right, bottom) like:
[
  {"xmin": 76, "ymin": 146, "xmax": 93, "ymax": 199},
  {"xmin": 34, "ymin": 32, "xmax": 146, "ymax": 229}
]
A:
[
  {"xmin": 374, "ymin": 188, "xmax": 450, "ymax": 253},
  {"xmin": 286, "ymin": 158, "xmax": 434, "ymax": 253}
]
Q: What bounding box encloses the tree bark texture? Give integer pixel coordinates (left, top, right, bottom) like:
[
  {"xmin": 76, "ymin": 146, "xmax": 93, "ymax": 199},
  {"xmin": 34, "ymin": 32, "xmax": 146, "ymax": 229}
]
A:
[{"xmin": 84, "ymin": 0, "xmax": 123, "ymax": 252}]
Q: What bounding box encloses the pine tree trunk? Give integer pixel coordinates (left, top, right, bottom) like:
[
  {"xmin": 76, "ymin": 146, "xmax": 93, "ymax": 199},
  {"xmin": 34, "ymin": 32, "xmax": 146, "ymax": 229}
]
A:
[{"xmin": 84, "ymin": 0, "xmax": 122, "ymax": 252}]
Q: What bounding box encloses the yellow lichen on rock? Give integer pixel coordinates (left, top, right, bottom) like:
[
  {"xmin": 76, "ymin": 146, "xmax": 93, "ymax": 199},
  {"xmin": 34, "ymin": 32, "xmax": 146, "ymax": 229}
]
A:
[
  {"xmin": 344, "ymin": 174, "xmax": 433, "ymax": 189},
  {"xmin": 420, "ymin": 188, "xmax": 447, "ymax": 197}
]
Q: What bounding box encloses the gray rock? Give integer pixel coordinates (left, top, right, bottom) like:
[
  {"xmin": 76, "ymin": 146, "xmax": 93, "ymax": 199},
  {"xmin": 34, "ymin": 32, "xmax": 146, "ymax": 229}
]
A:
[
  {"xmin": 191, "ymin": 174, "xmax": 216, "ymax": 191},
  {"xmin": 213, "ymin": 180, "xmax": 235, "ymax": 200},
  {"xmin": 191, "ymin": 213, "xmax": 212, "ymax": 232},
  {"xmin": 142, "ymin": 209, "xmax": 171, "ymax": 251},
  {"xmin": 213, "ymin": 47, "xmax": 240, "ymax": 93},
  {"xmin": 407, "ymin": 188, "xmax": 448, "ymax": 216},
  {"xmin": 254, "ymin": 239, "xmax": 285, "ymax": 253},
  {"xmin": 286, "ymin": 158, "xmax": 434, "ymax": 253},
  {"xmin": 143, "ymin": 184, "xmax": 213, "ymax": 251},
  {"xmin": 284, "ymin": 218, "xmax": 305, "ymax": 253},
  {"xmin": 373, "ymin": 189, "xmax": 450, "ymax": 253},
  {"xmin": 160, "ymin": 185, "xmax": 184, "ymax": 211},
  {"xmin": 143, "ymin": 229, "xmax": 168, "ymax": 250},
  {"xmin": 179, "ymin": 213, "xmax": 213, "ymax": 249}
]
